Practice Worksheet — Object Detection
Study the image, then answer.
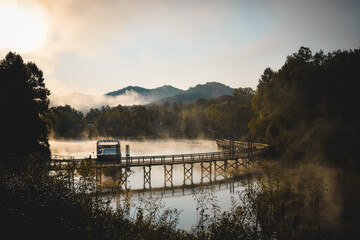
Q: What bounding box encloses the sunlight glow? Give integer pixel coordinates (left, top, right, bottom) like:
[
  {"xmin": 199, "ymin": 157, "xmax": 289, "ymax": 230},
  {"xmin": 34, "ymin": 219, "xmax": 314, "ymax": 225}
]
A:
[{"xmin": 0, "ymin": 1, "xmax": 48, "ymax": 52}]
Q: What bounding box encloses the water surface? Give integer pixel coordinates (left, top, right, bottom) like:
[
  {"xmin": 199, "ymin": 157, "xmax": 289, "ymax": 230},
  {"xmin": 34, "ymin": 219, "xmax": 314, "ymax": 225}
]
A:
[{"xmin": 50, "ymin": 139, "xmax": 248, "ymax": 230}]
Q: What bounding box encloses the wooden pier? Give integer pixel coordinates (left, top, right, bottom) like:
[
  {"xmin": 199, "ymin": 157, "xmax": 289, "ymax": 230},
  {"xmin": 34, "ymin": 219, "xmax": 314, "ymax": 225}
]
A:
[
  {"xmin": 50, "ymin": 140, "xmax": 267, "ymax": 169},
  {"xmin": 49, "ymin": 140, "xmax": 268, "ymax": 191},
  {"xmin": 49, "ymin": 149, "xmax": 266, "ymax": 170}
]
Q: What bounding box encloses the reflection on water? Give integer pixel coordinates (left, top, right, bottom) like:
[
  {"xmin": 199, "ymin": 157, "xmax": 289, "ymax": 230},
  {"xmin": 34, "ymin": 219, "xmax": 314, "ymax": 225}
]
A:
[
  {"xmin": 103, "ymin": 171, "xmax": 247, "ymax": 230},
  {"xmin": 102, "ymin": 165, "xmax": 249, "ymax": 230},
  {"xmin": 49, "ymin": 139, "xmax": 254, "ymax": 230}
]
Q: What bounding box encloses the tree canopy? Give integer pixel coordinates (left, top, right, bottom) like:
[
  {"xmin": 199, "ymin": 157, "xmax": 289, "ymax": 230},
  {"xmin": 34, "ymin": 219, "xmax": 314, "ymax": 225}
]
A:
[
  {"xmin": 249, "ymin": 47, "xmax": 360, "ymax": 169},
  {"xmin": 0, "ymin": 52, "xmax": 51, "ymax": 164}
]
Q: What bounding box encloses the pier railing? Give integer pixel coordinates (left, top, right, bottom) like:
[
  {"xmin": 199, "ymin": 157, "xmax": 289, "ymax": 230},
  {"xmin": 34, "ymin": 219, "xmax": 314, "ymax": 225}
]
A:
[
  {"xmin": 49, "ymin": 149, "xmax": 267, "ymax": 170},
  {"xmin": 215, "ymin": 139, "xmax": 268, "ymax": 150},
  {"xmin": 119, "ymin": 150, "xmax": 237, "ymax": 166},
  {"xmin": 48, "ymin": 140, "xmax": 269, "ymax": 192},
  {"xmin": 48, "ymin": 140, "xmax": 269, "ymax": 170}
]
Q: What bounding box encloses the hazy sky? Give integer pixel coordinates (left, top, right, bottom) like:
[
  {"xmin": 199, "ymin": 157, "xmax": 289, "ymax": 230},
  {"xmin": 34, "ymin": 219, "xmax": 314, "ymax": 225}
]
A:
[{"xmin": 1, "ymin": 0, "xmax": 359, "ymax": 95}]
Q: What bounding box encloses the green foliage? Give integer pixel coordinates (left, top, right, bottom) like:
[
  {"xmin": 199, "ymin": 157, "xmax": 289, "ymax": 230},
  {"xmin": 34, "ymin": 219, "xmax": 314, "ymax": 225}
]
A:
[
  {"xmin": 0, "ymin": 52, "xmax": 51, "ymax": 165},
  {"xmin": 94, "ymin": 105, "xmax": 152, "ymax": 138},
  {"xmin": 205, "ymin": 98, "xmax": 253, "ymax": 139},
  {"xmin": 195, "ymin": 161, "xmax": 353, "ymax": 240},
  {"xmin": 0, "ymin": 160, "xmax": 188, "ymax": 240},
  {"xmin": 249, "ymin": 47, "xmax": 360, "ymax": 168},
  {"xmin": 51, "ymin": 105, "xmax": 84, "ymax": 139}
]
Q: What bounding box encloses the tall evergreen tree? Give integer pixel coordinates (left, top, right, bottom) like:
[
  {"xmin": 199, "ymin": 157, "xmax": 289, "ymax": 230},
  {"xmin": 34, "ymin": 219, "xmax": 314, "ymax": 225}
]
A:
[{"xmin": 0, "ymin": 52, "xmax": 51, "ymax": 165}]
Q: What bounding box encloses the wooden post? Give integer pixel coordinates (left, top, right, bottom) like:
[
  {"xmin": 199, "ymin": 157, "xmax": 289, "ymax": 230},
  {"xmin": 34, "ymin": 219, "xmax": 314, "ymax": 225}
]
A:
[
  {"xmin": 201, "ymin": 162, "xmax": 212, "ymax": 183},
  {"xmin": 95, "ymin": 167, "xmax": 102, "ymax": 192},
  {"xmin": 183, "ymin": 163, "xmax": 194, "ymax": 185},
  {"xmin": 143, "ymin": 166, "xmax": 151, "ymax": 189},
  {"xmin": 164, "ymin": 164, "xmax": 174, "ymax": 188},
  {"xmin": 126, "ymin": 145, "xmax": 130, "ymax": 165}
]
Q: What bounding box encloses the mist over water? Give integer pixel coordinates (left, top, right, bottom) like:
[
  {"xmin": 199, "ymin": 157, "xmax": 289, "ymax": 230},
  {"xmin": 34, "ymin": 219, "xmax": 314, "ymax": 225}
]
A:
[
  {"xmin": 49, "ymin": 138, "xmax": 224, "ymax": 192},
  {"xmin": 49, "ymin": 139, "xmax": 244, "ymax": 230},
  {"xmin": 49, "ymin": 90, "xmax": 154, "ymax": 113},
  {"xmin": 49, "ymin": 139, "xmax": 218, "ymax": 157}
]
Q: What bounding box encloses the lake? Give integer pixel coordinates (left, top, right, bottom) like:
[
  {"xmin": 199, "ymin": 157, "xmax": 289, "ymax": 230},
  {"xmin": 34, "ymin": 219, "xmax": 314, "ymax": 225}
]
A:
[{"xmin": 50, "ymin": 139, "xmax": 252, "ymax": 230}]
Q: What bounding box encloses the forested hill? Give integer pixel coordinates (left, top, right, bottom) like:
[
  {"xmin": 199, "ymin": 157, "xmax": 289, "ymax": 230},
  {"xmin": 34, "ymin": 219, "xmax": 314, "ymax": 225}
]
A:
[
  {"xmin": 154, "ymin": 82, "xmax": 234, "ymax": 104},
  {"xmin": 106, "ymin": 85, "xmax": 183, "ymax": 101},
  {"xmin": 105, "ymin": 82, "xmax": 234, "ymax": 104},
  {"xmin": 249, "ymin": 47, "xmax": 360, "ymax": 169}
]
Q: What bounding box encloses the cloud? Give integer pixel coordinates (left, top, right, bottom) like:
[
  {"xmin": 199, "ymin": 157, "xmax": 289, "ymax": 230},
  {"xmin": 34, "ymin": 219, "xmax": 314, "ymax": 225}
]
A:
[
  {"xmin": 2, "ymin": 0, "xmax": 359, "ymax": 96},
  {"xmin": 49, "ymin": 90, "xmax": 152, "ymax": 113},
  {"xmin": 35, "ymin": 0, "xmax": 242, "ymax": 92}
]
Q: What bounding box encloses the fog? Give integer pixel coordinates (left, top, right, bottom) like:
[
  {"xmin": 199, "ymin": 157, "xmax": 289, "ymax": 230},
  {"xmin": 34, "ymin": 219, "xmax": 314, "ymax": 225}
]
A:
[
  {"xmin": 49, "ymin": 139, "xmax": 218, "ymax": 157},
  {"xmin": 49, "ymin": 90, "xmax": 154, "ymax": 113},
  {"xmin": 279, "ymin": 162, "xmax": 343, "ymax": 231},
  {"xmin": 49, "ymin": 138, "xmax": 235, "ymax": 230}
]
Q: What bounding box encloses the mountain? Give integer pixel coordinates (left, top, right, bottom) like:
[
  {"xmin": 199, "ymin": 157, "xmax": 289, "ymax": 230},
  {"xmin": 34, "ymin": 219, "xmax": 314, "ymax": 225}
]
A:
[
  {"xmin": 106, "ymin": 85, "xmax": 183, "ymax": 102},
  {"xmin": 155, "ymin": 82, "xmax": 234, "ymax": 104},
  {"xmin": 50, "ymin": 82, "xmax": 235, "ymax": 113},
  {"xmin": 105, "ymin": 82, "xmax": 235, "ymax": 105},
  {"xmin": 106, "ymin": 86, "xmax": 151, "ymax": 96}
]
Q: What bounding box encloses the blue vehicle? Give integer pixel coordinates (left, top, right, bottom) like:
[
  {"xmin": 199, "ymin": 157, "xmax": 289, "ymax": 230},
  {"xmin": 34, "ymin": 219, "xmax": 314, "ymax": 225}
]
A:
[{"xmin": 96, "ymin": 140, "xmax": 121, "ymax": 161}]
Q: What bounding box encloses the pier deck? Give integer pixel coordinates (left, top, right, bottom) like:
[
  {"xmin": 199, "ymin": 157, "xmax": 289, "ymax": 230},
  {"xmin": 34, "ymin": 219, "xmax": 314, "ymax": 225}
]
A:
[{"xmin": 49, "ymin": 140, "xmax": 268, "ymax": 170}]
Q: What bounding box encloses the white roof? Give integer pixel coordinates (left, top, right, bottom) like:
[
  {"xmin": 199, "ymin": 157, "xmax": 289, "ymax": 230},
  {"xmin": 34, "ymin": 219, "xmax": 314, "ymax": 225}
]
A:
[{"xmin": 97, "ymin": 139, "xmax": 120, "ymax": 145}]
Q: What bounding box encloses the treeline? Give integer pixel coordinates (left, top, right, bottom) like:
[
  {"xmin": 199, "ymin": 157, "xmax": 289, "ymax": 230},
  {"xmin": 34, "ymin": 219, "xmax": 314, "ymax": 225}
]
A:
[
  {"xmin": 248, "ymin": 47, "xmax": 360, "ymax": 169},
  {"xmin": 50, "ymin": 88, "xmax": 254, "ymax": 140}
]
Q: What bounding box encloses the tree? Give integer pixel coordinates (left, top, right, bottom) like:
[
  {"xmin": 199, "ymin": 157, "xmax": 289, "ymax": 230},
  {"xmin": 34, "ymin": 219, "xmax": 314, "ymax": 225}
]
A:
[
  {"xmin": 204, "ymin": 88, "xmax": 254, "ymax": 139},
  {"xmin": 52, "ymin": 105, "xmax": 84, "ymax": 139},
  {"xmin": 129, "ymin": 105, "xmax": 151, "ymax": 136},
  {"xmin": 181, "ymin": 109, "xmax": 198, "ymax": 138},
  {"xmin": 0, "ymin": 52, "xmax": 51, "ymax": 164},
  {"xmin": 249, "ymin": 47, "xmax": 360, "ymax": 169}
]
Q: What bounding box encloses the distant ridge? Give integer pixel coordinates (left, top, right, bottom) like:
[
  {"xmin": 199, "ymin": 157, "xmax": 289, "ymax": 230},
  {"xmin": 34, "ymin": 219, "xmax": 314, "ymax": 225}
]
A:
[
  {"xmin": 155, "ymin": 82, "xmax": 234, "ymax": 104},
  {"xmin": 106, "ymin": 85, "xmax": 183, "ymax": 102},
  {"xmin": 105, "ymin": 82, "xmax": 234, "ymax": 105},
  {"xmin": 106, "ymin": 86, "xmax": 151, "ymax": 96},
  {"xmin": 50, "ymin": 82, "xmax": 236, "ymax": 112}
]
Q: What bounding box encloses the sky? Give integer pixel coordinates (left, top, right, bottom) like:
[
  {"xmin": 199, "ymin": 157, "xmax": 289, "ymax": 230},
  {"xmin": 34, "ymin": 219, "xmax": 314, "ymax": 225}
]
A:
[{"xmin": 1, "ymin": 0, "xmax": 360, "ymax": 97}]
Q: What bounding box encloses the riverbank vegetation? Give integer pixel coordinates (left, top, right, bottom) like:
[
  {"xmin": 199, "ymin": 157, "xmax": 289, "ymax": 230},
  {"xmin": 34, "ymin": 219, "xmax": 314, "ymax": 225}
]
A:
[
  {"xmin": 194, "ymin": 161, "xmax": 360, "ymax": 239},
  {"xmin": 0, "ymin": 162, "xmax": 188, "ymax": 239}
]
